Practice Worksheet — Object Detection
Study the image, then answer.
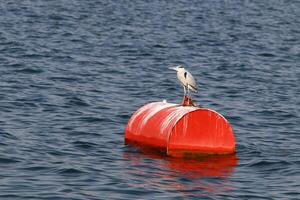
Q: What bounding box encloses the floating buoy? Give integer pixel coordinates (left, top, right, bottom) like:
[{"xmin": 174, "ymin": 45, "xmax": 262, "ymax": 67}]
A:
[{"xmin": 125, "ymin": 97, "xmax": 236, "ymax": 158}]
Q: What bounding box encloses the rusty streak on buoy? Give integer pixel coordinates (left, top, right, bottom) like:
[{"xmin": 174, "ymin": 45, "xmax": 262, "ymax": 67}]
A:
[{"xmin": 125, "ymin": 97, "xmax": 236, "ymax": 158}]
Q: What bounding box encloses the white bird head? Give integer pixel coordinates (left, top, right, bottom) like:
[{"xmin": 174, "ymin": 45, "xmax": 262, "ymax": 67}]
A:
[{"xmin": 169, "ymin": 65, "xmax": 185, "ymax": 72}]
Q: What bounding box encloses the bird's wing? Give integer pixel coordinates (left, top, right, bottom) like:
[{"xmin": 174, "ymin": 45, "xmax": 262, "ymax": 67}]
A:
[{"xmin": 186, "ymin": 71, "xmax": 197, "ymax": 92}]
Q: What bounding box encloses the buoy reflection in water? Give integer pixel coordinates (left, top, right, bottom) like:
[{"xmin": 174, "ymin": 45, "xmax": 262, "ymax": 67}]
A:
[{"xmin": 123, "ymin": 148, "xmax": 238, "ymax": 197}]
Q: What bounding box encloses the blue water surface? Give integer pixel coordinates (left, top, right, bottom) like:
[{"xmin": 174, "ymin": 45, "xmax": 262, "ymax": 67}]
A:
[{"xmin": 0, "ymin": 1, "xmax": 300, "ymax": 199}]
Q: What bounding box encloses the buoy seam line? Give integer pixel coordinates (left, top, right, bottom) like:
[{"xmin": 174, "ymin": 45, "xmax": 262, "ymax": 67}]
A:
[
  {"xmin": 159, "ymin": 106, "xmax": 196, "ymax": 135},
  {"xmin": 166, "ymin": 107, "xmax": 200, "ymax": 155}
]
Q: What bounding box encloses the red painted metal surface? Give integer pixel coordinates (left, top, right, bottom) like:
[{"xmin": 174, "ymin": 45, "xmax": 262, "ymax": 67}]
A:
[{"xmin": 125, "ymin": 101, "xmax": 236, "ymax": 157}]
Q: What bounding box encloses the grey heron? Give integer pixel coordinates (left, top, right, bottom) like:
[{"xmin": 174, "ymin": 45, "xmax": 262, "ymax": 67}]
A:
[{"xmin": 170, "ymin": 65, "xmax": 198, "ymax": 97}]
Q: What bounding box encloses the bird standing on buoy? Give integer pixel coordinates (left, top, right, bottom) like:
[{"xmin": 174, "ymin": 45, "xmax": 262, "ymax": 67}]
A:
[{"xmin": 170, "ymin": 65, "xmax": 198, "ymax": 97}]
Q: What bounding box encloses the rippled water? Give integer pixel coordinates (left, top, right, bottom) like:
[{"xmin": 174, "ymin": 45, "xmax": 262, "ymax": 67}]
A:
[{"xmin": 0, "ymin": 1, "xmax": 299, "ymax": 199}]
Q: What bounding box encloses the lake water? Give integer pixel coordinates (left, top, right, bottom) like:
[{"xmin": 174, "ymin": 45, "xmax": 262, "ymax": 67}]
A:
[{"xmin": 0, "ymin": 1, "xmax": 299, "ymax": 199}]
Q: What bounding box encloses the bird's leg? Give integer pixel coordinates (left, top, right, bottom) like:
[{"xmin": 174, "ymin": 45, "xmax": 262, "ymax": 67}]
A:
[{"xmin": 183, "ymin": 85, "xmax": 186, "ymax": 97}]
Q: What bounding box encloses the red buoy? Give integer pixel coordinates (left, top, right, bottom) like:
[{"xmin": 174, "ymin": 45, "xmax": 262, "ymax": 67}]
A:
[{"xmin": 125, "ymin": 99, "xmax": 236, "ymax": 157}]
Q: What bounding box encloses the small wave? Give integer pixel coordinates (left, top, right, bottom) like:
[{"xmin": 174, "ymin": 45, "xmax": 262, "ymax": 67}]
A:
[
  {"xmin": 73, "ymin": 140, "xmax": 97, "ymax": 149},
  {"xmin": 15, "ymin": 68, "xmax": 43, "ymax": 74},
  {"xmin": 49, "ymin": 76, "xmax": 77, "ymax": 83},
  {"xmin": 100, "ymin": 69, "xmax": 124, "ymax": 75},
  {"xmin": 48, "ymin": 14, "xmax": 65, "ymax": 21},
  {"xmin": 7, "ymin": 63, "xmax": 23, "ymax": 68},
  {"xmin": 258, "ymin": 53, "xmax": 276, "ymax": 57},
  {"xmin": 248, "ymin": 160, "xmax": 291, "ymax": 168},
  {"xmin": 178, "ymin": 39, "xmax": 193, "ymax": 44},
  {"xmin": 67, "ymin": 97, "xmax": 90, "ymax": 107},
  {"xmin": 22, "ymin": 53, "xmax": 49, "ymax": 59},
  {"xmin": 0, "ymin": 131, "xmax": 18, "ymax": 140},
  {"xmin": 0, "ymin": 157, "xmax": 20, "ymax": 164},
  {"xmin": 22, "ymin": 166, "xmax": 51, "ymax": 171},
  {"xmin": 80, "ymin": 116, "xmax": 112, "ymax": 123},
  {"xmin": 152, "ymin": 44, "xmax": 167, "ymax": 48},
  {"xmin": 116, "ymin": 113, "xmax": 131, "ymax": 120},
  {"xmin": 57, "ymin": 168, "xmax": 86, "ymax": 175}
]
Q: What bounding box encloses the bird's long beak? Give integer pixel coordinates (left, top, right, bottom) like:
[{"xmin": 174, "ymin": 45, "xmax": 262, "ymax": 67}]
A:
[{"xmin": 169, "ymin": 66, "xmax": 178, "ymax": 71}]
